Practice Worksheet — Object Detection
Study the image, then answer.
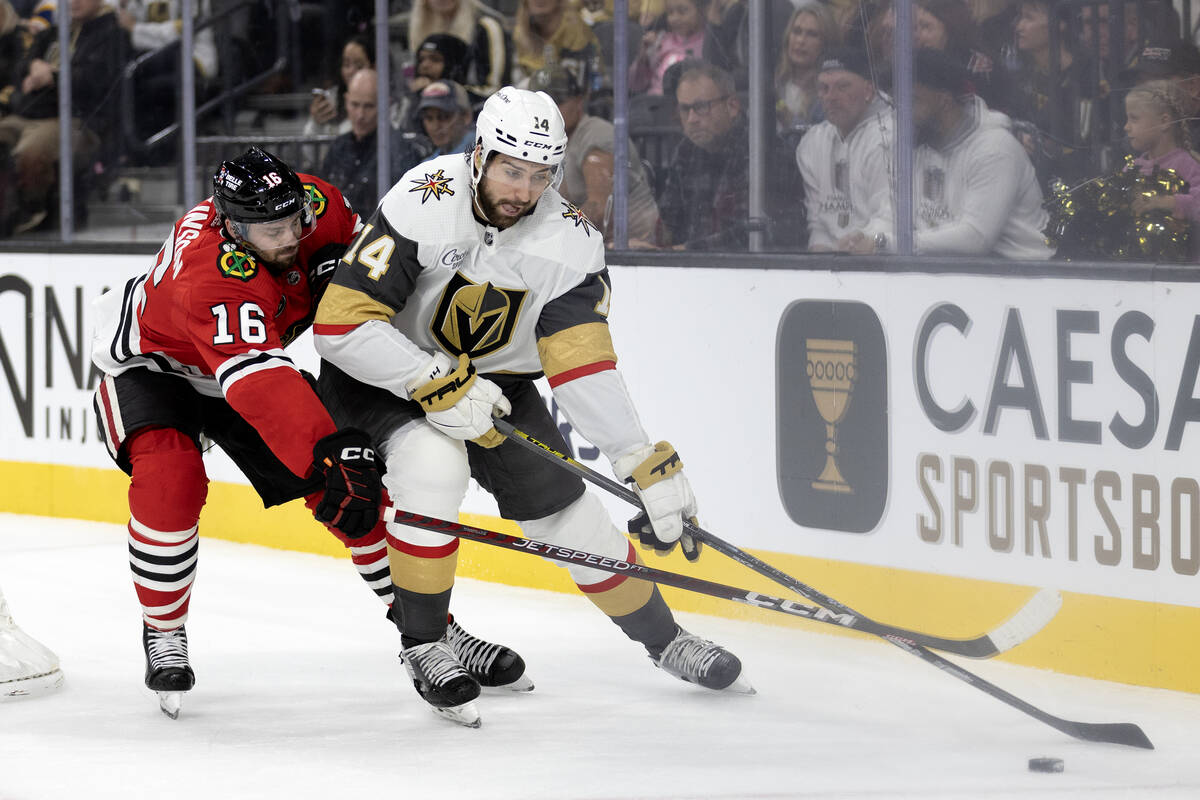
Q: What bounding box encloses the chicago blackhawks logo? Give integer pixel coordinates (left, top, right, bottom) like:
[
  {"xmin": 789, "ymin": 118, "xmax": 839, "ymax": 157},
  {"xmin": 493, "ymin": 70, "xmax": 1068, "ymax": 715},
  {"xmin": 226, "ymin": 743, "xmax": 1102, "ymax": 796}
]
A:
[
  {"xmin": 218, "ymin": 248, "xmax": 258, "ymax": 281},
  {"xmin": 560, "ymin": 202, "xmax": 597, "ymax": 236},
  {"xmin": 304, "ymin": 182, "xmax": 327, "ymax": 217},
  {"xmin": 409, "ymin": 169, "xmax": 456, "ymax": 203},
  {"xmin": 431, "ymin": 272, "xmax": 527, "ymax": 358}
]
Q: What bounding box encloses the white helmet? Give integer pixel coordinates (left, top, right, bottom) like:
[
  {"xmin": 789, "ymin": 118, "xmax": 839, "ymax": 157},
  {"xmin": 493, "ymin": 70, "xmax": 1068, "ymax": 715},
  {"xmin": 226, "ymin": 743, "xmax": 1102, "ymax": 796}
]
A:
[{"xmin": 469, "ymin": 86, "xmax": 568, "ymax": 190}]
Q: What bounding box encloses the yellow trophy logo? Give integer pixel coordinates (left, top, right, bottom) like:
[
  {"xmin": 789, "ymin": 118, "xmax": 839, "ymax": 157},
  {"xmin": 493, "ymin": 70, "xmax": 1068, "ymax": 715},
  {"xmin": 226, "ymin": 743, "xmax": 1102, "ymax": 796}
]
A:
[{"xmin": 806, "ymin": 338, "xmax": 858, "ymax": 493}]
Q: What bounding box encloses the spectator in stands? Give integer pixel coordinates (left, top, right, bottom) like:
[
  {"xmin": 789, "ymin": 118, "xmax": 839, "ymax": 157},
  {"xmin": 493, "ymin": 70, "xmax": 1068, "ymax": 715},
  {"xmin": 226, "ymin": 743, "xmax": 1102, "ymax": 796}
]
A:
[
  {"xmin": 796, "ymin": 47, "xmax": 893, "ymax": 254},
  {"xmin": 117, "ymin": 0, "xmax": 218, "ymax": 164},
  {"xmin": 407, "ymin": 0, "xmax": 510, "ymax": 98},
  {"xmin": 1004, "ymin": 0, "xmax": 1100, "ymax": 190},
  {"xmin": 416, "ymin": 79, "xmax": 475, "ymax": 160},
  {"xmin": 0, "ymin": 0, "xmax": 125, "ymax": 234},
  {"xmin": 398, "ymin": 33, "xmax": 472, "ymax": 132},
  {"xmin": 531, "ymin": 63, "xmax": 663, "ymax": 245},
  {"xmin": 630, "ymin": 0, "xmax": 709, "ymax": 96},
  {"xmin": 658, "ymin": 60, "xmax": 804, "ymax": 250},
  {"xmin": 1123, "ymin": 79, "xmax": 1200, "ymax": 254},
  {"xmin": 774, "ymin": 2, "xmax": 839, "ymax": 141},
  {"xmin": 513, "ymin": 0, "xmax": 599, "ymax": 86},
  {"xmin": 1123, "ymin": 42, "xmax": 1200, "ymax": 147},
  {"xmin": 0, "ymin": 2, "xmax": 27, "ymax": 113},
  {"xmin": 1079, "ymin": 1, "xmax": 1180, "ymax": 78},
  {"xmin": 909, "ymin": 48, "xmax": 1050, "ymax": 258},
  {"xmin": 320, "ymin": 68, "xmax": 428, "ymax": 217},
  {"xmin": 306, "ymin": 35, "xmax": 374, "ymax": 141},
  {"xmin": 915, "ymin": 0, "xmax": 1007, "ymax": 112},
  {"xmin": 702, "ymin": 0, "xmax": 794, "ymax": 89},
  {"xmin": 411, "ymin": 32, "xmax": 472, "ymax": 93}
]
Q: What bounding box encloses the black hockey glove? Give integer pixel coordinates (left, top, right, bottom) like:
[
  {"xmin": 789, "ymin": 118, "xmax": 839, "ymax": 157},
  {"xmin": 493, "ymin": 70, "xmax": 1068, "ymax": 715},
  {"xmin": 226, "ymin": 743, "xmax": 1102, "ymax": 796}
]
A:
[{"xmin": 311, "ymin": 428, "xmax": 383, "ymax": 539}]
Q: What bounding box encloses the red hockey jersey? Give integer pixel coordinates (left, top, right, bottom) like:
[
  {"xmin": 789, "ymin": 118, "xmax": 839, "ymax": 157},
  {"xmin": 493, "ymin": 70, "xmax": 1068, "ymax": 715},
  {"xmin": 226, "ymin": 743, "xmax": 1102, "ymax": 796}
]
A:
[{"xmin": 92, "ymin": 175, "xmax": 361, "ymax": 478}]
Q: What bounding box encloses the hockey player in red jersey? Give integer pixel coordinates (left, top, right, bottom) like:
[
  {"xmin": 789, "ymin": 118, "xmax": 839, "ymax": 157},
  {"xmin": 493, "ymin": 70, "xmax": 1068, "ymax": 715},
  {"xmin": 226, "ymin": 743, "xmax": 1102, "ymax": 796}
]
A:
[
  {"xmin": 313, "ymin": 88, "xmax": 750, "ymax": 727},
  {"xmin": 91, "ymin": 147, "xmax": 527, "ymax": 719}
]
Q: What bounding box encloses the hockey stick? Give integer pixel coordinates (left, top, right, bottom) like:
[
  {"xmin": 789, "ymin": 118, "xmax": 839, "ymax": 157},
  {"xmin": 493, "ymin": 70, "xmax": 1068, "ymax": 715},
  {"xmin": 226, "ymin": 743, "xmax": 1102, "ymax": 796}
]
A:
[
  {"xmin": 384, "ymin": 509, "xmax": 1042, "ymax": 646},
  {"xmin": 491, "ymin": 419, "xmax": 1059, "ymax": 659},
  {"xmin": 385, "ymin": 507, "xmax": 1153, "ymax": 749}
]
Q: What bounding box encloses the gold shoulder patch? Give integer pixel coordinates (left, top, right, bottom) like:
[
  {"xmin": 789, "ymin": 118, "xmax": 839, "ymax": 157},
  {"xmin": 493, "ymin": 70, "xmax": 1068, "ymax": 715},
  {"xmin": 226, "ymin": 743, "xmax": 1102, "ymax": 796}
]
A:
[
  {"xmin": 218, "ymin": 248, "xmax": 259, "ymax": 281},
  {"xmin": 304, "ymin": 183, "xmax": 328, "ymax": 217},
  {"xmin": 408, "ymin": 169, "xmax": 455, "ymax": 203}
]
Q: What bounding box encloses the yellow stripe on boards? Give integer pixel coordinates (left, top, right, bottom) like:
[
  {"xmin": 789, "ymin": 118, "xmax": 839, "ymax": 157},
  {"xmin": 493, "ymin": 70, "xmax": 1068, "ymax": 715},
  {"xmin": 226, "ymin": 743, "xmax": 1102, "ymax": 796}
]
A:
[{"xmin": 3, "ymin": 458, "xmax": 1199, "ymax": 693}]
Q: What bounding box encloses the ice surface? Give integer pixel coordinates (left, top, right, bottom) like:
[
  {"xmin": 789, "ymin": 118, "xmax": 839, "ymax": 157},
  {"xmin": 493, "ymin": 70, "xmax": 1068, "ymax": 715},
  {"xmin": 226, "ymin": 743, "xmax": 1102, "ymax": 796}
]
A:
[{"xmin": 2, "ymin": 513, "xmax": 1197, "ymax": 799}]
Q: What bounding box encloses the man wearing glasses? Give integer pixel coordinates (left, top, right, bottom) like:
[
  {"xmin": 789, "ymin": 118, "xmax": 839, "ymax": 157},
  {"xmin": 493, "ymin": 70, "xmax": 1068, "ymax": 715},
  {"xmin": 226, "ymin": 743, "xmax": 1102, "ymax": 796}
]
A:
[{"xmin": 659, "ymin": 60, "xmax": 803, "ymax": 250}]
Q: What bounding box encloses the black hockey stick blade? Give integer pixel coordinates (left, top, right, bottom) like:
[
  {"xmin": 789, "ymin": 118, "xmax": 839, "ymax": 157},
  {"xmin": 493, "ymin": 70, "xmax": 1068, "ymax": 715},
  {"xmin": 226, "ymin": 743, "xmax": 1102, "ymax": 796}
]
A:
[
  {"xmin": 1069, "ymin": 722, "xmax": 1154, "ymax": 749},
  {"xmin": 490, "ymin": 418, "xmax": 1059, "ymax": 659},
  {"xmin": 385, "ymin": 508, "xmax": 1153, "ymax": 750}
]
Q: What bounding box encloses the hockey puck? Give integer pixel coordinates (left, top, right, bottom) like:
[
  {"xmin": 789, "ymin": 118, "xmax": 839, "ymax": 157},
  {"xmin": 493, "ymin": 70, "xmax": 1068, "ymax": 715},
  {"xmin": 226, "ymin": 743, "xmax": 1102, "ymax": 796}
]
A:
[{"xmin": 1028, "ymin": 757, "xmax": 1064, "ymax": 773}]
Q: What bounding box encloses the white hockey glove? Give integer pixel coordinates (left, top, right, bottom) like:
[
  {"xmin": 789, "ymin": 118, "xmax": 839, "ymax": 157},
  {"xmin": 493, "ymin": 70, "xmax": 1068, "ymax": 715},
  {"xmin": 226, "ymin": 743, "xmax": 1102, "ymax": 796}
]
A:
[
  {"xmin": 613, "ymin": 441, "xmax": 702, "ymax": 561},
  {"xmin": 408, "ymin": 352, "xmax": 511, "ymax": 447}
]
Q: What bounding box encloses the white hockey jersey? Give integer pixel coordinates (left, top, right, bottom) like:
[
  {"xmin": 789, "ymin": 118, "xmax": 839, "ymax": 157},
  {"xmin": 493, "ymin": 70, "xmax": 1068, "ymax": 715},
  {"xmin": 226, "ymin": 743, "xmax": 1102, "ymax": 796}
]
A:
[
  {"xmin": 912, "ymin": 96, "xmax": 1052, "ymax": 260},
  {"xmin": 313, "ymin": 153, "xmax": 651, "ymax": 462},
  {"xmin": 796, "ymin": 95, "xmax": 894, "ymax": 250}
]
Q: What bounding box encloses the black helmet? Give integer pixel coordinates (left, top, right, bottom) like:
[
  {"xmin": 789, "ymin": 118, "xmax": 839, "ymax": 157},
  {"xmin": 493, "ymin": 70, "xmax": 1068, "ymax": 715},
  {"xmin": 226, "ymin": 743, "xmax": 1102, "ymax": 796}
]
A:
[{"xmin": 212, "ymin": 146, "xmax": 310, "ymax": 225}]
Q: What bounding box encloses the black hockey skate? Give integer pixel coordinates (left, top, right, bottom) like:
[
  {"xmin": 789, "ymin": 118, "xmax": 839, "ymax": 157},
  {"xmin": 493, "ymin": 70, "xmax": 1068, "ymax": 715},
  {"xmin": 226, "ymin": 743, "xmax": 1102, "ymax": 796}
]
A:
[
  {"xmin": 400, "ymin": 640, "xmax": 482, "ymax": 728},
  {"xmin": 143, "ymin": 623, "xmax": 195, "ymax": 719},
  {"xmin": 650, "ymin": 627, "xmax": 754, "ymax": 694},
  {"xmin": 444, "ymin": 614, "xmax": 533, "ymax": 692}
]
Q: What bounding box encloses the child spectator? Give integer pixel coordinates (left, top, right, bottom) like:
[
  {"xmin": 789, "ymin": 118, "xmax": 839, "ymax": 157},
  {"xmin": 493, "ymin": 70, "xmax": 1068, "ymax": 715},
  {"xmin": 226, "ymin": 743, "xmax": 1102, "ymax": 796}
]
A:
[
  {"xmin": 630, "ymin": 0, "xmax": 708, "ymax": 95},
  {"xmin": 1124, "ymin": 80, "xmax": 1200, "ymax": 245},
  {"xmin": 408, "ymin": 0, "xmax": 510, "ymax": 97},
  {"xmin": 397, "ymin": 33, "xmax": 473, "ymax": 132},
  {"xmin": 774, "ymin": 2, "xmax": 839, "ymax": 139}
]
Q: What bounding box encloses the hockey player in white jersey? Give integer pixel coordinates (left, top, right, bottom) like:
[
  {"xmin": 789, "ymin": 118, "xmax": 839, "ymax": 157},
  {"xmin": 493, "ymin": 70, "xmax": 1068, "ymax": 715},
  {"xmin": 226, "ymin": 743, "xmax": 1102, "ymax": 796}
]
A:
[
  {"xmin": 313, "ymin": 86, "xmax": 750, "ymax": 726},
  {"xmin": 0, "ymin": 585, "xmax": 63, "ymax": 699}
]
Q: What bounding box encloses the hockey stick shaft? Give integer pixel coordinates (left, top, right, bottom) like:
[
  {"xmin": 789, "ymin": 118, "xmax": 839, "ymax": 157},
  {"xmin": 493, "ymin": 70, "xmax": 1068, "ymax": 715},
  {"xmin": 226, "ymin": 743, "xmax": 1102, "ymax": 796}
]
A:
[
  {"xmin": 491, "ymin": 419, "xmax": 1057, "ymax": 659},
  {"xmin": 386, "ymin": 508, "xmax": 1152, "ymax": 749},
  {"xmin": 382, "ymin": 510, "xmax": 968, "ymax": 637}
]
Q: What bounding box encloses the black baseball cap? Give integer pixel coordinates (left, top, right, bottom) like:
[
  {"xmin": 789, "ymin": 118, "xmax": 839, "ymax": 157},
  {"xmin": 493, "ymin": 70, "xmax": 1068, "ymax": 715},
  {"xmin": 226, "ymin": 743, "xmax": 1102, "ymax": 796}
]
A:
[
  {"xmin": 1129, "ymin": 41, "xmax": 1200, "ymax": 80},
  {"xmin": 819, "ymin": 48, "xmax": 873, "ymax": 82},
  {"xmin": 528, "ymin": 64, "xmax": 583, "ymax": 101},
  {"xmin": 913, "ymin": 48, "xmax": 971, "ymax": 96}
]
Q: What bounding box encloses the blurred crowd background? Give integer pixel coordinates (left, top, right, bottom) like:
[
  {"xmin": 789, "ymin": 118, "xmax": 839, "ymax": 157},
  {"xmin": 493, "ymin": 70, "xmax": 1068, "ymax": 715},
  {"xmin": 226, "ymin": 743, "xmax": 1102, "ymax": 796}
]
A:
[{"xmin": 7, "ymin": 0, "xmax": 1200, "ymax": 261}]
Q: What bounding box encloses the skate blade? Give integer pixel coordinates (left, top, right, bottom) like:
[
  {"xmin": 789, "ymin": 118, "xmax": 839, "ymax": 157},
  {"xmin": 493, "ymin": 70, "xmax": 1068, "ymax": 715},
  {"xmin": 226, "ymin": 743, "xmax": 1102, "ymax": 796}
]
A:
[
  {"xmin": 431, "ymin": 700, "xmax": 481, "ymax": 728},
  {"xmin": 157, "ymin": 691, "xmax": 184, "ymax": 719},
  {"xmin": 493, "ymin": 673, "xmax": 534, "ymax": 693},
  {"xmin": 0, "ymin": 668, "xmax": 64, "ymax": 700},
  {"xmin": 723, "ymin": 673, "xmax": 756, "ymax": 695}
]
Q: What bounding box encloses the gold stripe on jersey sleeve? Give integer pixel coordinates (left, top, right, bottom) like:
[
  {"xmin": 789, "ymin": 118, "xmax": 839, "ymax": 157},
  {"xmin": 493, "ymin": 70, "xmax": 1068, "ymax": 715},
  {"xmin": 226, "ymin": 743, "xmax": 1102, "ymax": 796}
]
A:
[
  {"xmin": 536, "ymin": 322, "xmax": 618, "ymax": 381},
  {"xmin": 314, "ymin": 283, "xmax": 396, "ymax": 326}
]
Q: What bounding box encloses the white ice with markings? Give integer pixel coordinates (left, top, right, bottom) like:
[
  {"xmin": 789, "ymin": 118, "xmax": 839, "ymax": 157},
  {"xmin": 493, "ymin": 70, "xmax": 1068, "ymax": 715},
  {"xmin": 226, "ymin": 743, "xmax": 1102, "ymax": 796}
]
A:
[{"xmin": 2, "ymin": 513, "xmax": 1198, "ymax": 799}]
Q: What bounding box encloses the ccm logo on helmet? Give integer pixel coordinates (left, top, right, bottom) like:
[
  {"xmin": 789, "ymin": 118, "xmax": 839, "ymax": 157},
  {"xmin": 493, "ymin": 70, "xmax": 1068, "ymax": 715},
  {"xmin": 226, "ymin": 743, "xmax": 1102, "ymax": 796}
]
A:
[{"xmin": 524, "ymin": 141, "xmax": 552, "ymax": 149}]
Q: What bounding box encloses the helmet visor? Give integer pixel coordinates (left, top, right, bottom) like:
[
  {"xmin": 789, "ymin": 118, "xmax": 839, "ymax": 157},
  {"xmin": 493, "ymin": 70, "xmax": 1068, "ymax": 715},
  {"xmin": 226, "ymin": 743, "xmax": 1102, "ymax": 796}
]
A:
[{"xmin": 232, "ymin": 208, "xmax": 314, "ymax": 269}]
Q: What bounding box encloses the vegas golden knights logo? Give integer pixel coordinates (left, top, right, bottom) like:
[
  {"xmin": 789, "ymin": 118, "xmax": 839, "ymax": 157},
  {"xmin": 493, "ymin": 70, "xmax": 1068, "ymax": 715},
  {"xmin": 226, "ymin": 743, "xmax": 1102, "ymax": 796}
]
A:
[{"xmin": 430, "ymin": 272, "xmax": 528, "ymax": 358}]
